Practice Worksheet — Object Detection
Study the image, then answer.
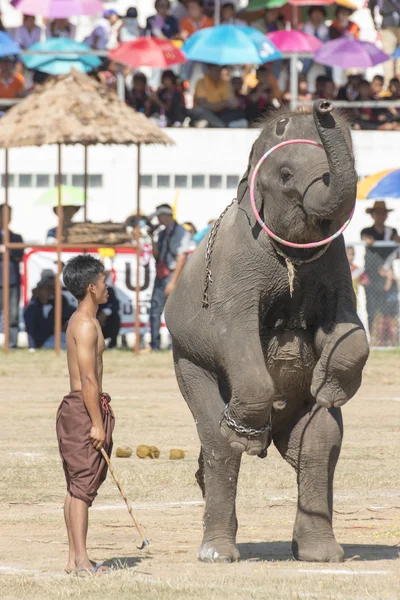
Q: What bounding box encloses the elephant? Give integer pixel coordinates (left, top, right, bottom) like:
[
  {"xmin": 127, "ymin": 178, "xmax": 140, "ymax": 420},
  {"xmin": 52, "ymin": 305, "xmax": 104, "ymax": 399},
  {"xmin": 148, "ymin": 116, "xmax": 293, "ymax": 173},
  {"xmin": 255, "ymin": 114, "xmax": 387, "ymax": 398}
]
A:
[{"xmin": 165, "ymin": 100, "xmax": 370, "ymax": 564}]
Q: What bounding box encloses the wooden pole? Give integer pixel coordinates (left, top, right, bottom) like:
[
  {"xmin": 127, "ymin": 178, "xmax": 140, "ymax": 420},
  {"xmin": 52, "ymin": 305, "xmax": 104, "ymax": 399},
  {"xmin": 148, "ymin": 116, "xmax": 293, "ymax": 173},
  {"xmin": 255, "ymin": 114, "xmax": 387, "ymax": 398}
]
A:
[
  {"xmin": 134, "ymin": 144, "xmax": 141, "ymax": 356},
  {"xmin": 2, "ymin": 149, "xmax": 10, "ymax": 354},
  {"xmin": 54, "ymin": 144, "xmax": 63, "ymax": 356},
  {"xmin": 83, "ymin": 145, "xmax": 88, "ymax": 223}
]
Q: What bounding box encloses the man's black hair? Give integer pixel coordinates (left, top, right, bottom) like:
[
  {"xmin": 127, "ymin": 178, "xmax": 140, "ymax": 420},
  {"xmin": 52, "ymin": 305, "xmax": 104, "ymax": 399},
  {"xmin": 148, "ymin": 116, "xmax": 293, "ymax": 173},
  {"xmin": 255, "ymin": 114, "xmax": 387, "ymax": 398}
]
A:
[
  {"xmin": 63, "ymin": 255, "xmax": 104, "ymax": 301},
  {"xmin": 308, "ymin": 5, "xmax": 326, "ymax": 17}
]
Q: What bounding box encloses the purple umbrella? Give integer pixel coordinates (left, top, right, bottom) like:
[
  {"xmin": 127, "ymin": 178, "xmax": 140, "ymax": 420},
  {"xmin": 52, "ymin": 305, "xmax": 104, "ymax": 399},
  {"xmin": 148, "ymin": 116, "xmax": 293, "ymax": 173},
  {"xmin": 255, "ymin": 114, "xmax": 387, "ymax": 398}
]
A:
[
  {"xmin": 11, "ymin": 0, "xmax": 104, "ymax": 18},
  {"xmin": 314, "ymin": 38, "xmax": 390, "ymax": 68}
]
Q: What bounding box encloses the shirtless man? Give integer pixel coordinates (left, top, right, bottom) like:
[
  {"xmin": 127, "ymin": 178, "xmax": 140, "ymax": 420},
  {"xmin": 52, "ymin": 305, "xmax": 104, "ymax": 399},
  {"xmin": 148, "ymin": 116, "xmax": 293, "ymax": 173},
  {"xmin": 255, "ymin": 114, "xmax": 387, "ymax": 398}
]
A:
[{"xmin": 56, "ymin": 255, "xmax": 115, "ymax": 576}]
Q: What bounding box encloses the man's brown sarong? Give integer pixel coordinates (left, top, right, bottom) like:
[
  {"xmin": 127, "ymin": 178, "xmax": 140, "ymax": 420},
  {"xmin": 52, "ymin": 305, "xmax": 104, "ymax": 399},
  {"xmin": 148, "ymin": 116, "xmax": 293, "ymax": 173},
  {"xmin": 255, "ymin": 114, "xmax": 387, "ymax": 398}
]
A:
[{"xmin": 56, "ymin": 392, "xmax": 115, "ymax": 506}]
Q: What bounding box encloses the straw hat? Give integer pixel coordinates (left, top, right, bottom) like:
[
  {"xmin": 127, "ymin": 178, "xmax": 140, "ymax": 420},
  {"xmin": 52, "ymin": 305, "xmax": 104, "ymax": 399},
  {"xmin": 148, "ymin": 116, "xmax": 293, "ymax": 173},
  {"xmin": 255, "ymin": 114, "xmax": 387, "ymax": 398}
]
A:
[{"xmin": 366, "ymin": 200, "xmax": 393, "ymax": 214}]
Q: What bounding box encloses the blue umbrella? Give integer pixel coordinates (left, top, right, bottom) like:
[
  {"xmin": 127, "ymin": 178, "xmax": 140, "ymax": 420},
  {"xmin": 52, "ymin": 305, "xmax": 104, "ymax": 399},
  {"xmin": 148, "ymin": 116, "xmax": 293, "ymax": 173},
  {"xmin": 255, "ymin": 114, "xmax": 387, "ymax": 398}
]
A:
[
  {"xmin": 0, "ymin": 31, "xmax": 21, "ymax": 58},
  {"xmin": 22, "ymin": 38, "xmax": 102, "ymax": 75},
  {"xmin": 182, "ymin": 25, "xmax": 281, "ymax": 65},
  {"xmin": 393, "ymin": 45, "xmax": 400, "ymax": 58}
]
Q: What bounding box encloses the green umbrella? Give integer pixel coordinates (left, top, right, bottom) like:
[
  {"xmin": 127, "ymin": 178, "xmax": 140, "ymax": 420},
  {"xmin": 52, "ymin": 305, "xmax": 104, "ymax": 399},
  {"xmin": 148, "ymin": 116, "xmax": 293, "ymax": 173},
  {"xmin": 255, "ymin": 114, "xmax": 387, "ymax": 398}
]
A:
[
  {"xmin": 246, "ymin": 0, "xmax": 287, "ymax": 10},
  {"xmin": 36, "ymin": 185, "xmax": 89, "ymax": 207}
]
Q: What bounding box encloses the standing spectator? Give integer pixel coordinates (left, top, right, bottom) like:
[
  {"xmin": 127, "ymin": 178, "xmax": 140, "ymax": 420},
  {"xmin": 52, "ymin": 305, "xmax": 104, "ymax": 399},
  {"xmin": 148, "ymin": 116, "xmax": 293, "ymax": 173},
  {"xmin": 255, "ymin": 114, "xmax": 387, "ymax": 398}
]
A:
[
  {"xmin": 221, "ymin": 2, "xmax": 245, "ymax": 25},
  {"xmin": 127, "ymin": 72, "xmax": 152, "ymax": 115},
  {"xmin": 302, "ymin": 6, "xmax": 329, "ymax": 75},
  {"xmin": 46, "ymin": 18, "xmax": 76, "ymax": 39},
  {"xmin": 13, "ymin": 15, "xmax": 42, "ymax": 49},
  {"xmin": 145, "ymin": 0, "xmax": 179, "ymax": 39},
  {"xmin": 369, "ymin": 0, "xmax": 400, "ymax": 85},
  {"xmin": 97, "ymin": 284, "xmax": 120, "ymax": 349},
  {"xmin": 149, "ymin": 204, "xmax": 190, "ymax": 351},
  {"xmin": 24, "ymin": 273, "xmax": 74, "ymax": 350},
  {"xmin": 0, "ymin": 205, "xmax": 23, "ymax": 348},
  {"xmin": 180, "ymin": 0, "xmax": 213, "ymax": 40},
  {"xmin": 0, "ymin": 57, "xmax": 24, "ymax": 110},
  {"xmin": 346, "ymin": 245, "xmax": 365, "ymax": 300},
  {"xmin": 191, "ymin": 63, "xmax": 246, "ymax": 127},
  {"xmin": 119, "ymin": 7, "xmax": 141, "ymax": 42},
  {"xmin": 150, "ymin": 69, "xmax": 186, "ymax": 126},
  {"xmin": 361, "ymin": 200, "xmax": 400, "ymax": 337},
  {"xmin": 329, "ymin": 6, "xmax": 360, "ymax": 39},
  {"xmin": 84, "ymin": 10, "xmax": 120, "ymax": 50}
]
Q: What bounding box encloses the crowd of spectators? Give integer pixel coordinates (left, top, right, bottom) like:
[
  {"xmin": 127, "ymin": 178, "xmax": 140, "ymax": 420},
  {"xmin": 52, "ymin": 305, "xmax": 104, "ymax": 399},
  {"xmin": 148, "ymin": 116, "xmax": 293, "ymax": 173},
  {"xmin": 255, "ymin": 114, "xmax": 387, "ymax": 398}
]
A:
[{"xmin": 0, "ymin": 0, "xmax": 398, "ymax": 128}]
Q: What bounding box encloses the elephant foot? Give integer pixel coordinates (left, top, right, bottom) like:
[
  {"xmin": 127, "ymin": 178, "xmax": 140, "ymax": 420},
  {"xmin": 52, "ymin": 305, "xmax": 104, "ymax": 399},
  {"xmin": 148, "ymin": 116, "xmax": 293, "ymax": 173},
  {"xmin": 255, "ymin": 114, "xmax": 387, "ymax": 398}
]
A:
[
  {"xmin": 220, "ymin": 420, "xmax": 270, "ymax": 456},
  {"xmin": 198, "ymin": 540, "xmax": 240, "ymax": 563},
  {"xmin": 292, "ymin": 518, "xmax": 344, "ymax": 563}
]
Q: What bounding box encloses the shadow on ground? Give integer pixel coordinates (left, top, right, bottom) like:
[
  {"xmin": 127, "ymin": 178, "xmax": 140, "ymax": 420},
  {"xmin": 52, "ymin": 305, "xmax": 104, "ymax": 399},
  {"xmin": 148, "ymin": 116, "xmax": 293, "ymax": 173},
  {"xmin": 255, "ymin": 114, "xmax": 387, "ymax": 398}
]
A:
[
  {"xmin": 103, "ymin": 555, "xmax": 150, "ymax": 570},
  {"xmin": 238, "ymin": 541, "xmax": 400, "ymax": 562}
]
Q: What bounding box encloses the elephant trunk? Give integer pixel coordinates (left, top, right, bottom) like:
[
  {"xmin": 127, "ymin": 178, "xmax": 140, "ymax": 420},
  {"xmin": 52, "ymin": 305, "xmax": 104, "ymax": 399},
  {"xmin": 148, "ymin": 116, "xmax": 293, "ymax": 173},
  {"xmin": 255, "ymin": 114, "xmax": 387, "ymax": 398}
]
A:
[{"xmin": 303, "ymin": 100, "xmax": 357, "ymax": 220}]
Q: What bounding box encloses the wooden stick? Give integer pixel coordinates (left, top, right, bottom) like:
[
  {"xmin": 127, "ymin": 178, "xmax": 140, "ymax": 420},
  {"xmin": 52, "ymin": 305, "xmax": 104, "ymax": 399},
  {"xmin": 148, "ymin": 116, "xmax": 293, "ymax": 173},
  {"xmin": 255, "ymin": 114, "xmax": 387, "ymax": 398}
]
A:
[{"xmin": 100, "ymin": 447, "xmax": 149, "ymax": 549}]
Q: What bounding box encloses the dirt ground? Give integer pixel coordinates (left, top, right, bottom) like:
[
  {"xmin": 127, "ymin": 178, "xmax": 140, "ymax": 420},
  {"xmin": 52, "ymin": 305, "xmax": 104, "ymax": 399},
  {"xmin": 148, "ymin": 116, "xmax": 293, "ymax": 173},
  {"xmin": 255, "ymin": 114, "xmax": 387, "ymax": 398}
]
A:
[{"xmin": 0, "ymin": 350, "xmax": 399, "ymax": 600}]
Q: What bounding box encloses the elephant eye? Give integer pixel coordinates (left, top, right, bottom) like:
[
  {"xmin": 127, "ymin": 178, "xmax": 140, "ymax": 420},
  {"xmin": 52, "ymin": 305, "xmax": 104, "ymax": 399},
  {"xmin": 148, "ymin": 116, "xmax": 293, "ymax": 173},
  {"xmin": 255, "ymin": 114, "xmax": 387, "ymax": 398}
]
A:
[{"xmin": 280, "ymin": 169, "xmax": 293, "ymax": 182}]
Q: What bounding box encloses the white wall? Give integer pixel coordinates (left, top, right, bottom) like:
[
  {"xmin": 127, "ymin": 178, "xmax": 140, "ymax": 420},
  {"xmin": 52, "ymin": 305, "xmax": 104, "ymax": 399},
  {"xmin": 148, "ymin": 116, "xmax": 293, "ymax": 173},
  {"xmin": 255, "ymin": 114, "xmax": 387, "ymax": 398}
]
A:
[{"xmin": 3, "ymin": 129, "xmax": 400, "ymax": 246}]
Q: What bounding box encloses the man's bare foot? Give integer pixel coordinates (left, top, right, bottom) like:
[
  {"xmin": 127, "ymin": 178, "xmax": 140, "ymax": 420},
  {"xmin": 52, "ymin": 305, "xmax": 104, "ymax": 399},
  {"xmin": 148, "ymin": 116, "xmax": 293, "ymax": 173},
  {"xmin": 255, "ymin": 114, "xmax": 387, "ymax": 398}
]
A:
[{"xmin": 65, "ymin": 559, "xmax": 96, "ymax": 574}]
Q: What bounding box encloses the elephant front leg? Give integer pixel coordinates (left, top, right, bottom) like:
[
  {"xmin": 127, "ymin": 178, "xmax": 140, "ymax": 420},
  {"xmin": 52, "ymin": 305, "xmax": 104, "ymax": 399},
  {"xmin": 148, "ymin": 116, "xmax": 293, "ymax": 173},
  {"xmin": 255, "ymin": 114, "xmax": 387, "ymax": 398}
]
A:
[
  {"xmin": 312, "ymin": 317, "xmax": 369, "ymax": 409},
  {"xmin": 274, "ymin": 404, "xmax": 344, "ymax": 562},
  {"xmin": 174, "ymin": 355, "xmax": 241, "ymax": 563}
]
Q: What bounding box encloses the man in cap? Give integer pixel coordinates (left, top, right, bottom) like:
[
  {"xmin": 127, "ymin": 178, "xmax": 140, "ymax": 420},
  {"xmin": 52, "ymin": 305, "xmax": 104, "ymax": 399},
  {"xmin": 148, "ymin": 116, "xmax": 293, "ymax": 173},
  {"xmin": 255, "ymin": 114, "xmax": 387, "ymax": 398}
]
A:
[
  {"xmin": 361, "ymin": 200, "xmax": 400, "ymax": 335},
  {"xmin": 84, "ymin": 9, "xmax": 120, "ymax": 50},
  {"xmin": 149, "ymin": 204, "xmax": 191, "ymax": 351}
]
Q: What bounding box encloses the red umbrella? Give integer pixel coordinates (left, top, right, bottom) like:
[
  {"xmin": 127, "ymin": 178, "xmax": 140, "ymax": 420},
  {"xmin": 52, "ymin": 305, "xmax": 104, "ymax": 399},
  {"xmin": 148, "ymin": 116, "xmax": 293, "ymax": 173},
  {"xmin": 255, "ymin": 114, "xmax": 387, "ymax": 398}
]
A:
[{"xmin": 110, "ymin": 37, "xmax": 187, "ymax": 69}]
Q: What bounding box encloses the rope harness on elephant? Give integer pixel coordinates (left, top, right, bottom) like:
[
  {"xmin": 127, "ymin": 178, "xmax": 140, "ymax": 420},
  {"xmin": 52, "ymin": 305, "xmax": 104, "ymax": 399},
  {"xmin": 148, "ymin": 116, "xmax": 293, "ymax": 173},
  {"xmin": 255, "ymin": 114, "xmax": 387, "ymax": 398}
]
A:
[{"xmin": 269, "ymin": 239, "xmax": 331, "ymax": 297}]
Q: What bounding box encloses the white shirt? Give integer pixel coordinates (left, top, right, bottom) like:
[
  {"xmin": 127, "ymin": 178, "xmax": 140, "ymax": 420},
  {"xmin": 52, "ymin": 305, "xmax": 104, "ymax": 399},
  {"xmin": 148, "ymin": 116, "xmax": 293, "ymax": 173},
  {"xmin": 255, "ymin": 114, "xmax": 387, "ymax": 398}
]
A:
[
  {"xmin": 14, "ymin": 25, "xmax": 42, "ymax": 49},
  {"xmin": 302, "ymin": 21, "xmax": 329, "ymax": 42}
]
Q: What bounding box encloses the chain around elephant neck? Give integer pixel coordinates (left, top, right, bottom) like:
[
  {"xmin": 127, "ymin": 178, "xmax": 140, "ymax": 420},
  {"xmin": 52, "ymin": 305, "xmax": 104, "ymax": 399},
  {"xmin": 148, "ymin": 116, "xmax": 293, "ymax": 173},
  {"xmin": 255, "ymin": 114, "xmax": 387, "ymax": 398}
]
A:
[
  {"xmin": 269, "ymin": 238, "xmax": 331, "ymax": 297},
  {"xmin": 202, "ymin": 199, "xmax": 236, "ymax": 308}
]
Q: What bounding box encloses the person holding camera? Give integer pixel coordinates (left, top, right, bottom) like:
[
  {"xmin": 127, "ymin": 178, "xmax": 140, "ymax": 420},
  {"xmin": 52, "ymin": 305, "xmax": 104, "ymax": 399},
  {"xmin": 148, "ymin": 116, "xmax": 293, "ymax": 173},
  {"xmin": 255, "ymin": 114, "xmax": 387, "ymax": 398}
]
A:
[{"xmin": 149, "ymin": 204, "xmax": 191, "ymax": 351}]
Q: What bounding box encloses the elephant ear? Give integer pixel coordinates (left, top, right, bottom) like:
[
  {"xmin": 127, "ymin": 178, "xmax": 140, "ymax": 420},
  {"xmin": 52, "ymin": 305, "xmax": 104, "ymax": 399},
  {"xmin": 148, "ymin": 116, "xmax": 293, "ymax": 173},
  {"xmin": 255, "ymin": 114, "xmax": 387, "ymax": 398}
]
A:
[{"xmin": 237, "ymin": 143, "xmax": 255, "ymax": 205}]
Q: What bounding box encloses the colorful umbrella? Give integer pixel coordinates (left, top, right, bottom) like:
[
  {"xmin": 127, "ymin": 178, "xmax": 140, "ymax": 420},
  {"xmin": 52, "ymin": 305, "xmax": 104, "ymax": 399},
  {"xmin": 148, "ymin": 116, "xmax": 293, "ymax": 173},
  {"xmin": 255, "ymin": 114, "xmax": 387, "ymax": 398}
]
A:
[
  {"xmin": 0, "ymin": 31, "xmax": 21, "ymax": 57},
  {"xmin": 267, "ymin": 29, "xmax": 322, "ymax": 52},
  {"xmin": 393, "ymin": 45, "xmax": 400, "ymax": 58},
  {"xmin": 36, "ymin": 185, "xmax": 89, "ymax": 207},
  {"xmin": 22, "ymin": 38, "xmax": 101, "ymax": 75},
  {"xmin": 182, "ymin": 25, "xmax": 281, "ymax": 66},
  {"xmin": 314, "ymin": 38, "xmax": 390, "ymax": 68},
  {"xmin": 10, "ymin": 0, "xmax": 104, "ymax": 18},
  {"xmin": 246, "ymin": 0, "xmax": 358, "ymax": 9},
  {"xmin": 110, "ymin": 37, "xmax": 186, "ymax": 68},
  {"xmin": 246, "ymin": 0, "xmax": 287, "ymax": 9},
  {"xmin": 357, "ymin": 170, "xmax": 400, "ymax": 200}
]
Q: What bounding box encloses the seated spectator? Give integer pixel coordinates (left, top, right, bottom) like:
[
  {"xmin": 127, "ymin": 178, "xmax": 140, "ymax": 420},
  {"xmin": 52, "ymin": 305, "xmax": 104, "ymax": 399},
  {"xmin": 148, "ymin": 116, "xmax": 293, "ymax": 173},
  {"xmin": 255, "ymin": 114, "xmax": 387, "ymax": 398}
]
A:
[
  {"xmin": 329, "ymin": 6, "xmax": 359, "ymax": 39},
  {"xmin": 282, "ymin": 74, "xmax": 312, "ymax": 105},
  {"xmin": 231, "ymin": 74, "xmax": 247, "ymax": 110},
  {"xmin": 119, "ymin": 7, "xmax": 141, "ymax": 42},
  {"xmin": 337, "ymin": 71, "xmax": 361, "ymax": 101},
  {"xmin": 302, "ymin": 6, "xmax": 329, "ymax": 74},
  {"xmin": 379, "ymin": 78, "xmax": 400, "ymax": 128},
  {"xmin": 371, "ymin": 74, "xmax": 385, "ymax": 98},
  {"xmin": 180, "ymin": 0, "xmax": 213, "ymax": 40},
  {"xmin": 221, "ymin": 1, "xmax": 245, "ymax": 25},
  {"xmin": 353, "ymin": 79, "xmax": 382, "ymax": 130},
  {"xmin": 320, "ymin": 77, "xmax": 336, "ymax": 100},
  {"xmin": 246, "ymin": 64, "xmax": 275, "ymax": 125},
  {"xmin": 243, "ymin": 62, "xmax": 281, "ymax": 103},
  {"xmin": 98, "ymin": 284, "xmax": 120, "ymax": 349},
  {"xmin": 97, "ymin": 59, "xmax": 118, "ymax": 92},
  {"xmin": 84, "ymin": 10, "xmax": 120, "ymax": 50},
  {"xmin": 190, "ymin": 63, "xmax": 247, "ymax": 127},
  {"xmin": 145, "ymin": 0, "xmax": 179, "ymax": 39},
  {"xmin": 150, "ymin": 69, "xmax": 186, "ymax": 126},
  {"xmin": 13, "ymin": 14, "xmax": 41, "ymax": 49},
  {"xmin": 46, "ymin": 205, "xmax": 80, "ymax": 243},
  {"xmin": 127, "ymin": 72, "xmax": 151, "ymax": 115},
  {"xmin": 0, "ymin": 57, "xmax": 24, "ymax": 109},
  {"xmin": 313, "ymin": 74, "xmax": 329, "ymax": 99},
  {"xmin": 24, "ymin": 273, "xmax": 74, "ymax": 350},
  {"xmin": 238, "ymin": 6, "xmax": 284, "ymax": 33},
  {"xmin": 46, "ymin": 18, "xmax": 76, "ymax": 39}
]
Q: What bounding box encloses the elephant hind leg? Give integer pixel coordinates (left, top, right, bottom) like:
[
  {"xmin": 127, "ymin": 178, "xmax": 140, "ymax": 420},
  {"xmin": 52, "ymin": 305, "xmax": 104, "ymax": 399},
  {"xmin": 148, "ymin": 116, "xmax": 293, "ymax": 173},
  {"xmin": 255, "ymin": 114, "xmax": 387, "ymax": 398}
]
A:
[
  {"xmin": 173, "ymin": 354, "xmax": 241, "ymax": 563},
  {"xmin": 273, "ymin": 404, "xmax": 344, "ymax": 563},
  {"xmin": 195, "ymin": 449, "xmax": 206, "ymax": 499}
]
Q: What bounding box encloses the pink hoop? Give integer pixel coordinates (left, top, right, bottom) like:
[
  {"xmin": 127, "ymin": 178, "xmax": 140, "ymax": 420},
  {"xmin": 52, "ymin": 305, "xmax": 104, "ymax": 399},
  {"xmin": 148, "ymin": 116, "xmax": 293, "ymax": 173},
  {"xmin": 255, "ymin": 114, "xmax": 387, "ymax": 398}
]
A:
[{"xmin": 249, "ymin": 139, "xmax": 354, "ymax": 249}]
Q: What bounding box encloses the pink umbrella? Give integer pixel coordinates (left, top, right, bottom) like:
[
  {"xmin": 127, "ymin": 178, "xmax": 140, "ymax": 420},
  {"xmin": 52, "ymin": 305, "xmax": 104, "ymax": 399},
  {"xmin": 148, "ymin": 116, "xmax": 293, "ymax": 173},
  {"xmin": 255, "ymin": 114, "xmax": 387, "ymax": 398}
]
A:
[
  {"xmin": 314, "ymin": 38, "xmax": 390, "ymax": 68},
  {"xmin": 11, "ymin": 0, "xmax": 104, "ymax": 18},
  {"xmin": 267, "ymin": 30, "xmax": 322, "ymax": 53}
]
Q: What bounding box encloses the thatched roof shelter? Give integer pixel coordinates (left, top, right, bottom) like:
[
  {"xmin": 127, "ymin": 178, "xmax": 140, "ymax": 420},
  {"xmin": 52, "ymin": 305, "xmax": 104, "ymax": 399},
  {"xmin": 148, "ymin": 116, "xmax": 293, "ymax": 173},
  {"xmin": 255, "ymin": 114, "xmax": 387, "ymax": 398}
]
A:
[{"xmin": 0, "ymin": 69, "xmax": 173, "ymax": 148}]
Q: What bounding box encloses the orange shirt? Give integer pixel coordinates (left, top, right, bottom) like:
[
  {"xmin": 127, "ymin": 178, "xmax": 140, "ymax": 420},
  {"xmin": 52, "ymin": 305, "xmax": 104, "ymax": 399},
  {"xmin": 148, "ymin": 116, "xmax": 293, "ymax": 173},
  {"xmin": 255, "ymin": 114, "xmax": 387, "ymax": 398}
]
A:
[
  {"xmin": 330, "ymin": 20, "xmax": 360, "ymax": 39},
  {"xmin": 180, "ymin": 15, "xmax": 213, "ymax": 38},
  {"xmin": 0, "ymin": 73, "xmax": 24, "ymax": 99}
]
